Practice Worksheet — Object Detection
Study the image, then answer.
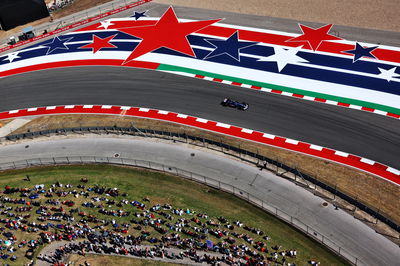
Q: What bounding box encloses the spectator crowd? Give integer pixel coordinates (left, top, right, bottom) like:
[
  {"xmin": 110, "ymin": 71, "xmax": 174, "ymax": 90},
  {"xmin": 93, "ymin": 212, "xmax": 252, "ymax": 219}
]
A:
[{"xmin": 0, "ymin": 178, "xmax": 318, "ymax": 265}]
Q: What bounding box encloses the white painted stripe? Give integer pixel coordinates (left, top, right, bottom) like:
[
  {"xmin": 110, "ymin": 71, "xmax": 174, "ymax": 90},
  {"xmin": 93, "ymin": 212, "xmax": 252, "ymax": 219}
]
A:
[
  {"xmin": 360, "ymin": 158, "xmax": 375, "ymax": 165},
  {"xmin": 65, "ymin": 105, "xmax": 75, "ymax": 109},
  {"xmin": 177, "ymin": 114, "xmax": 188, "ymax": 118},
  {"xmin": 303, "ymin": 96, "xmax": 315, "ymax": 101},
  {"xmin": 216, "ymin": 122, "xmax": 231, "ymax": 128},
  {"xmin": 83, "ymin": 105, "xmax": 93, "ymax": 108},
  {"xmin": 158, "ymin": 110, "xmax": 169, "ymax": 114},
  {"xmin": 46, "ymin": 106, "xmax": 56, "ymax": 110},
  {"xmin": 101, "ymin": 105, "xmax": 112, "ymax": 109},
  {"xmin": 373, "ymin": 110, "xmax": 388, "ymax": 115},
  {"xmin": 241, "ymin": 128, "xmax": 253, "ymax": 134},
  {"xmin": 120, "ymin": 106, "xmax": 131, "ymax": 110},
  {"xmin": 241, "ymin": 84, "xmax": 252, "ymax": 88},
  {"xmin": 325, "ymin": 100, "xmax": 338, "ymax": 105},
  {"xmin": 9, "ymin": 110, "xmax": 19, "ymax": 114},
  {"xmin": 262, "ymin": 133, "xmax": 275, "ymax": 139},
  {"xmin": 27, "ymin": 108, "xmax": 37, "ymax": 112},
  {"xmin": 310, "ymin": 144, "xmax": 323, "ymax": 151},
  {"xmin": 285, "ymin": 139, "xmax": 299, "ymax": 145},
  {"xmin": 139, "ymin": 108, "xmax": 150, "ymax": 112},
  {"xmin": 387, "ymin": 167, "xmax": 400, "ymax": 175},
  {"xmin": 196, "ymin": 118, "xmax": 208, "ymax": 123},
  {"xmin": 221, "ymin": 80, "xmax": 232, "ymax": 85},
  {"xmin": 349, "ymin": 104, "xmax": 362, "ymax": 110},
  {"xmin": 335, "ymin": 151, "xmax": 349, "ymax": 157},
  {"xmin": 203, "ymin": 76, "xmax": 214, "ymax": 81},
  {"xmin": 261, "ymin": 88, "xmax": 272, "ymax": 92},
  {"xmin": 281, "ymin": 92, "xmax": 293, "ymax": 97}
]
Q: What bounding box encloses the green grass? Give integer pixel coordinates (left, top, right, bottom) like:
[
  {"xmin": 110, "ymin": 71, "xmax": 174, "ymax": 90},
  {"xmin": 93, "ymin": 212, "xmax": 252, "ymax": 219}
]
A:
[
  {"xmin": 67, "ymin": 254, "xmax": 182, "ymax": 265},
  {"xmin": 0, "ymin": 165, "xmax": 348, "ymax": 265}
]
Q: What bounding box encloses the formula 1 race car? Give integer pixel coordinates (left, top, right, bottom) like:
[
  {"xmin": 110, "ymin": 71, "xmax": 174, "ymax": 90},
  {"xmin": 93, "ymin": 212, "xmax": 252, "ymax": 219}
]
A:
[{"xmin": 221, "ymin": 98, "xmax": 249, "ymax": 110}]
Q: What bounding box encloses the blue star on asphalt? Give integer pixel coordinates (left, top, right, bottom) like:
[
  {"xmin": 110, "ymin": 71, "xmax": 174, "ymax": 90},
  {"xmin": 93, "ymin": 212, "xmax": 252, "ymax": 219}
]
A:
[
  {"xmin": 132, "ymin": 11, "xmax": 147, "ymax": 20},
  {"xmin": 42, "ymin": 36, "xmax": 74, "ymax": 55},
  {"xmin": 344, "ymin": 42, "xmax": 378, "ymax": 62},
  {"xmin": 204, "ymin": 31, "xmax": 258, "ymax": 61}
]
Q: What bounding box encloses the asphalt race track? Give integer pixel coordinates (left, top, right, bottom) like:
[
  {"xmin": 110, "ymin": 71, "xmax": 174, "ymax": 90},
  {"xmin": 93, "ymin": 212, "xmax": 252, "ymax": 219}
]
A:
[{"xmin": 1, "ymin": 66, "xmax": 400, "ymax": 169}]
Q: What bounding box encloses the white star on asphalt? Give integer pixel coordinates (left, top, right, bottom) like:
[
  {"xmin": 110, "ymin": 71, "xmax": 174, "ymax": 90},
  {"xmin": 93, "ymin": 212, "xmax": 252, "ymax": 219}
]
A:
[
  {"xmin": 2, "ymin": 52, "xmax": 20, "ymax": 63},
  {"xmin": 258, "ymin": 46, "xmax": 308, "ymax": 72},
  {"xmin": 377, "ymin": 67, "xmax": 400, "ymax": 82},
  {"xmin": 98, "ymin": 20, "xmax": 114, "ymax": 30}
]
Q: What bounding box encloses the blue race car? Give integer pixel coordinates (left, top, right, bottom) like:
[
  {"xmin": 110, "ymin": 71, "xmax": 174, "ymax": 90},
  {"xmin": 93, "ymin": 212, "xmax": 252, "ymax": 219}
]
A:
[{"xmin": 221, "ymin": 98, "xmax": 249, "ymax": 110}]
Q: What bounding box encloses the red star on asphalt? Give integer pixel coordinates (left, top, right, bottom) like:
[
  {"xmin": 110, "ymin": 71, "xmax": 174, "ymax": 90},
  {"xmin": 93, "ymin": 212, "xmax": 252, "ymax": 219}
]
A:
[
  {"xmin": 286, "ymin": 24, "xmax": 342, "ymax": 51},
  {"xmin": 117, "ymin": 7, "xmax": 222, "ymax": 63},
  {"xmin": 80, "ymin": 34, "xmax": 118, "ymax": 53}
]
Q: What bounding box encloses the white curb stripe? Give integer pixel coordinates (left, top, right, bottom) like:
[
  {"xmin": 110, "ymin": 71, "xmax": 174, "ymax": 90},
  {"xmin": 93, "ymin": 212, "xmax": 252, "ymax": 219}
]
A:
[
  {"xmin": 361, "ymin": 158, "xmax": 375, "ymax": 165},
  {"xmin": 310, "ymin": 144, "xmax": 323, "ymax": 151},
  {"xmin": 196, "ymin": 118, "xmax": 208, "ymax": 123},
  {"xmin": 120, "ymin": 106, "xmax": 131, "ymax": 110},
  {"xmin": 387, "ymin": 167, "xmax": 400, "ymax": 175},
  {"xmin": 335, "ymin": 151, "xmax": 349, "ymax": 157},
  {"xmin": 9, "ymin": 110, "xmax": 19, "ymax": 114},
  {"xmin": 177, "ymin": 114, "xmax": 188, "ymax": 118},
  {"xmin": 241, "ymin": 128, "xmax": 253, "ymax": 134},
  {"xmin": 101, "ymin": 105, "xmax": 112, "ymax": 109},
  {"xmin": 139, "ymin": 108, "xmax": 150, "ymax": 112},
  {"xmin": 158, "ymin": 110, "xmax": 169, "ymax": 114},
  {"xmin": 216, "ymin": 122, "xmax": 231, "ymax": 128},
  {"xmin": 262, "ymin": 133, "xmax": 275, "ymax": 139},
  {"xmin": 83, "ymin": 105, "xmax": 93, "ymax": 108},
  {"xmin": 27, "ymin": 108, "xmax": 37, "ymax": 112},
  {"xmin": 65, "ymin": 105, "xmax": 75, "ymax": 109},
  {"xmin": 46, "ymin": 106, "xmax": 56, "ymax": 110},
  {"xmin": 285, "ymin": 138, "xmax": 299, "ymax": 145}
]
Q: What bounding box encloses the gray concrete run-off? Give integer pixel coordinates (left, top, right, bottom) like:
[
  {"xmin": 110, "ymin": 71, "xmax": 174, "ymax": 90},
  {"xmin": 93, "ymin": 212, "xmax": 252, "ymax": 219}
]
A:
[
  {"xmin": 1, "ymin": 66, "xmax": 399, "ymax": 169},
  {"xmin": 0, "ymin": 137, "xmax": 399, "ymax": 266}
]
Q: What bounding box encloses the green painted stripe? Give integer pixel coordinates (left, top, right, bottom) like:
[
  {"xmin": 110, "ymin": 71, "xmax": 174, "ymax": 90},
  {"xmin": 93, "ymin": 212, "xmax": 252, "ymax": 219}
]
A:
[{"xmin": 157, "ymin": 64, "xmax": 400, "ymax": 115}]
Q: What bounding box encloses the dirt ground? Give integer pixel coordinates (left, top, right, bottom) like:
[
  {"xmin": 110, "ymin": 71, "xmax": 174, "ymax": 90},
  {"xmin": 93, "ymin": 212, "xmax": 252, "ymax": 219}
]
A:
[{"xmin": 155, "ymin": 0, "xmax": 399, "ymax": 32}]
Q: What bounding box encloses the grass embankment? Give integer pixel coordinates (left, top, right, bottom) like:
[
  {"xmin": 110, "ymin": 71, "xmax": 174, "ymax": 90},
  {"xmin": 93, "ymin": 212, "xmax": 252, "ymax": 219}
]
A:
[
  {"xmin": 67, "ymin": 254, "xmax": 181, "ymax": 265},
  {"xmin": 12, "ymin": 114, "xmax": 400, "ymax": 228},
  {"xmin": 0, "ymin": 165, "xmax": 347, "ymax": 265}
]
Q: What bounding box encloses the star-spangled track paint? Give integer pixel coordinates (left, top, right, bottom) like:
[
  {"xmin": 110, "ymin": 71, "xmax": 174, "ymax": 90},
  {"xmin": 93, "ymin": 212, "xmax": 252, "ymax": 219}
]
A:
[
  {"xmin": 0, "ymin": 0, "xmax": 153, "ymax": 54},
  {"xmin": 0, "ymin": 105, "xmax": 398, "ymax": 186},
  {"xmin": 1, "ymin": 8, "xmax": 399, "ymax": 117}
]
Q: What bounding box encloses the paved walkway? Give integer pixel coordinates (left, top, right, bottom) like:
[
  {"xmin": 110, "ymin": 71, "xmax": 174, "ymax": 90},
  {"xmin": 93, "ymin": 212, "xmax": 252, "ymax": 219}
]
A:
[
  {"xmin": 37, "ymin": 241, "xmax": 222, "ymax": 266},
  {"xmin": 0, "ymin": 135, "xmax": 398, "ymax": 265}
]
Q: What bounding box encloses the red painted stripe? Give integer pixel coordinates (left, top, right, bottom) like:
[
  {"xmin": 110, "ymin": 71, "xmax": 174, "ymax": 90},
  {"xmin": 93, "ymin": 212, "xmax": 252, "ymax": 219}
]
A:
[
  {"xmin": 361, "ymin": 107, "xmax": 375, "ymax": 112},
  {"xmin": 292, "ymin": 94, "xmax": 304, "ymax": 98},
  {"xmin": 251, "ymin": 85, "xmax": 261, "ymax": 90},
  {"xmin": 0, "ymin": 59, "xmax": 159, "ymax": 77},
  {"xmin": 231, "ymin": 82, "xmax": 242, "ymax": 86},
  {"xmin": 337, "ymin": 102, "xmax": 351, "ymax": 107}
]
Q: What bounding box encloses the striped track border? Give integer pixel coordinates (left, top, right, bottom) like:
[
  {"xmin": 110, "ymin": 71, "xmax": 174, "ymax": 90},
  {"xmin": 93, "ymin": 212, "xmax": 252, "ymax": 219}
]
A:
[
  {"xmin": 0, "ymin": 0, "xmax": 152, "ymax": 54},
  {"xmin": 0, "ymin": 105, "xmax": 399, "ymax": 186},
  {"xmin": 170, "ymin": 71, "xmax": 400, "ymax": 120}
]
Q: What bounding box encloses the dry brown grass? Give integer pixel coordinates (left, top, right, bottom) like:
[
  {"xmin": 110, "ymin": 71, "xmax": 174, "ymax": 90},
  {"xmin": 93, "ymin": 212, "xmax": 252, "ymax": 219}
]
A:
[
  {"xmin": 0, "ymin": 119, "xmax": 13, "ymax": 128},
  {"xmin": 155, "ymin": 0, "xmax": 399, "ymax": 32},
  {"xmin": 11, "ymin": 114, "xmax": 400, "ymax": 226}
]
